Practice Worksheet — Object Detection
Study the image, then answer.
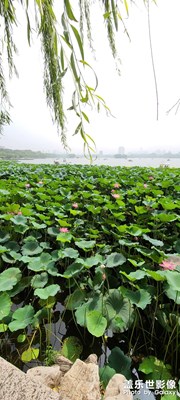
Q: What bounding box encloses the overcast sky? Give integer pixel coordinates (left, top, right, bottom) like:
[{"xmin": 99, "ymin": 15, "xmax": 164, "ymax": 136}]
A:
[{"xmin": 1, "ymin": 0, "xmax": 180, "ymax": 154}]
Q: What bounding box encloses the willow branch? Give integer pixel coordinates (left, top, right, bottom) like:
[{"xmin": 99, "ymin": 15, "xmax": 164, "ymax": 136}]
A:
[{"xmin": 147, "ymin": 0, "xmax": 159, "ymax": 120}]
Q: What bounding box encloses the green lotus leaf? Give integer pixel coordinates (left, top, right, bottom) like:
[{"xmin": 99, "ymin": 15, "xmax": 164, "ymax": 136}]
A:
[
  {"xmin": 145, "ymin": 269, "xmax": 166, "ymax": 281},
  {"xmin": 5, "ymin": 241, "xmax": 20, "ymax": 251},
  {"xmin": 61, "ymin": 336, "xmax": 83, "ymax": 362},
  {"xmin": 75, "ymin": 240, "xmax": 96, "ymax": 250},
  {"xmin": 119, "ymin": 239, "xmax": 138, "ymax": 247},
  {"xmin": 21, "ymin": 347, "xmax": 39, "ymax": 362},
  {"xmin": 0, "ymin": 323, "xmax": 8, "ymax": 332},
  {"xmin": 22, "ymin": 240, "xmax": 43, "ymax": 256},
  {"xmin": 17, "ymin": 334, "xmax": 26, "ymax": 343},
  {"xmin": 31, "ymin": 221, "xmax": 47, "ymax": 229},
  {"xmin": 0, "ymin": 189, "xmax": 10, "ymax": 195},
  {"xmin": 65, "ymin": 288, "xmax": 86, "ymax": 310},
  {"xmin": 8, "ymin": 277, "xmax": 31, "ymax": 297},
  {"xmin": 165, "ymin": 271, "xmax": 180, "ymax": 292},
  {"xmin": 126, "ymin": 225, "xmax": 143, "ymax": 236},
  {"xmin": 62, "ymin": 262, "xmax": 84, "ymax": 278},
  {"xmin": 9, "ymin": 305, "xmax": 35, "ymax": 332},
  {"xmin": 60, "ymin": 247, "xmax": 79, "ymax": 259},
  {"xmin": 83, "ymin": 254, "xmax": 103, "ymax": 268},
  {"xmin": 0, "ymin": 245, "xmax": 8, "ymax": 254},
  {"xmin": 57, "ymin": 232, "xmax": 72, "ymax": 243},
  {"xmin": 153, "ymin": 213, "xmax": 178, "ymax": 222},
  {"xmin": 86, "ymin": 310, "xmax": 107, "ymax": 337},
  {"xmin": 99, "ymin": 366, "xmax": 116, "ymax": 389},
  {"xmin": 104, "ymin": 289, "xmax": 134, "ymax": 331},
  {"xmin": 34, "ymin": 284, "xmax": 60, "ymax": 299},
  {"xmin": 14, "ymin": 225, "xmax": 29, "ymax": 234},
  {"xmin": 120, "ymin": 287, "xmax": 152, "ymax": 309},
  {"xmin": 128, "ymin": 258, "xmax": 145, "ymax": 267},
  {"xmin": 121, "ymin": 270, "xmax": 146, "ymax": 281},
  {"xmin": 135, "ymin": 205, "xmax": 147, "ymax": 214},
  {"xmin": 75, "ymin": 295, "xmax": 103, "ymax": 327},
  {"xmin": 11, "ymin": 215, "xmax": 28, "ymax": 225},
  {"xmin": 143, "ymin": 234, "xmax": 164, "ymax": 247},
  {"xmin": 164, "ymin": 283, "xmax": 180, "ymax": 304},
  {"xmin": 75, "ymin": 303, "xmax": 88, "ymax": 327},
  {"xmin": 9, "ymin": 251, "xmax": 21, "ymax": 260},
  {"xmin": 0, "ymin": 293, "xmax": 12, "ymax": 319},
  {"xmin": 138, "ymin": 356, "xmax": 172, "ymax": 382},
  {"xmin": 0, "ymin": 268, "xmax": 22, "ymax": 291},
  {"xmin": 0, "ymin": 232, "xmax": 10, "ymax": 243},
  {"xmin": 106, "ymin": 253, "xmax": 126, "ymax": 268},
  {"xmin": 28, "ymin": 253, "xmax": 56, "ymax": 275},
  {"xmin": 108, "ymin": 347, "xmax": 132, "ymax": 380},
  {"xmin": 31, "ymin": 272, "xmax": 48, "ymax": 289},
  {"xmin": 159, "ymin": 199, "xmax": 178, "ymax": 210},
  {"xmin": 48, "ymin": 227, "xmax": 62, "ymax": 236}
]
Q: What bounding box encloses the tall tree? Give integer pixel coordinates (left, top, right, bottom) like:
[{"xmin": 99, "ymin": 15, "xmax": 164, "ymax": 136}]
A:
[{"xmin": 0, "ymin": 0, "xmax": 156, "ymax": 153}]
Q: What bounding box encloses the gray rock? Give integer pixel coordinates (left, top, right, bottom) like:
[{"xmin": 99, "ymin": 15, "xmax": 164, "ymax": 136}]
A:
[
  {"xmin": 104, "ymin": 374, "xmax": 133, "ymax": 400},
  {"xmin": 59, "ymin": 358, "xmax": 101, "ymax": 400},
  {"xmin": 0, "ymin": 357, "xmax": 60, "ymax": 400},
  {"xmin": 27, "ymin": 364, "xmax": 63, "ymax": 388},
  {"xmin": 85, "ymin": 354, "xmax": 98, "ymax": 364},
  {"xmin": 54, "ymin": 355, "xmax": 73, "ymax": 373}
]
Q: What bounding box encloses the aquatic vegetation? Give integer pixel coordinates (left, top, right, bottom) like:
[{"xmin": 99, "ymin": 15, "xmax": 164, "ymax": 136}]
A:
[{"xmin": 0, "ymin": 162, "xmax": 179, "ymax": 395}]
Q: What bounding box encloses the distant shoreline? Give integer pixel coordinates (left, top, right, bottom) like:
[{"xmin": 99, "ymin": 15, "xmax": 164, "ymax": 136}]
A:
[
  {"xmin": 0, "ymin": 147, "xmax": 180, "ymax": 161},
  {"xmin": 14, "ymin": 157, "xmax": 180, "ymax": 168}
]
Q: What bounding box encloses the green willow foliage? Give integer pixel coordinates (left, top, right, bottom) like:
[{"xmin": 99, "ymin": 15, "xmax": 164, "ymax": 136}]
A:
[{"xmin": 0, "ymin": 0, "xmax": 156, "ymax": 152}]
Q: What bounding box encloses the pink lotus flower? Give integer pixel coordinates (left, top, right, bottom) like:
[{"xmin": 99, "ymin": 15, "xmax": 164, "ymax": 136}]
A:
[
  {"xmin": 112, "ymin": 193, "xmax": 120, "ymax": 199},
  {"xmin": 159, "ymin": 260, "xmax": 176, "ymax": 271},
  {"xmin": 114, "ymin": 183, "xmax": 120, "ymax": 188},
  {"xmin": 17, "ymin": 211, "xmax": 22, "ymax": 215},
  {"xmin": 149, "ymin": 176, "xmax": 154, "ymax": 180},
  {"xmin": 144, "ymin": 184, "xmax": 148, "ymax": 188},
  {"xmin": 38, "ymin": 181, "xmax": 43, "ymax": 185},
  {"xmin": 59, "ymin": 227, "xmax": 69, "ymax": 233},
  {"xmin": 25, "ymin": 183, "xmax": 30, "ymax": 188},
  {"xmin": 72, "ymin": 203, "xmax": 78, "ymax": 209},
  {"xmin": 111, "ymin": 189, "xmax": 115, "ymax": 193}
]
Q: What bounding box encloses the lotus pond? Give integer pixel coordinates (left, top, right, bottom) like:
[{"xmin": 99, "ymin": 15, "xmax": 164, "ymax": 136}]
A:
[{"xmin": 0, "ymin": 162, "xmax": 179, "ymax": 397}]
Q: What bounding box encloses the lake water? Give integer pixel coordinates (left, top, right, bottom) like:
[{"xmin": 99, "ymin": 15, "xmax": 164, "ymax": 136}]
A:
[{"xmin": 18, "ymin": 157, "xmax": 180, "ymax": 168}]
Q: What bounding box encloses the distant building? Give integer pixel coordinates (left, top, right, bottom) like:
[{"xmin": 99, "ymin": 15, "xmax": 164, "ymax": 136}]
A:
[{"xmin": 118, "ymin": 146, "xmax": 125, "ymax": 155}]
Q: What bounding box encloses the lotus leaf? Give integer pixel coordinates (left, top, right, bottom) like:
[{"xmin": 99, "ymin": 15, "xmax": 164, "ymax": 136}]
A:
[
  {"xmin": 0, "ymin": 293, "xmax": 12, "ymax": 319},
  {"xmin": 34, "ymin": 284, "xmax": 60, "ymax": 299},
  {"xmin": 106, "ymin": 252, "xmax": 126, "ymax": 268},
  {"xmin": 61, "ymin": 336, "xmax": 83, "ymax": 362},
  {"xmin": 0, "ymin": 268, "xmax": 21, "ymax": 291},
  {"xmin": 9, "ymin": 305, "xmax": 35, "ymax": 332},
  {"xmin": 108, "ymin": 347, "xmax": 132, "ymax": 379},
  {"xmin": 86, "ymin": 310, "xmax": 107, "ymax": 337},
  {"xmin": 21, "ymin": 347, "xmax": 39, "ymax": 362}
]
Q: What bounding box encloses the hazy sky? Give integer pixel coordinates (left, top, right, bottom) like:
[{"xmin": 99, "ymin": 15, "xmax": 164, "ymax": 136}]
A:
[{"xmin": 1, "ymin": 0, "xmax": 180, "ymax": 154}]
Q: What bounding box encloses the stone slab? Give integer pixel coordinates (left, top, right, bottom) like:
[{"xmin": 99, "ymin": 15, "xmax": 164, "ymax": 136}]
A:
[
  {"xmin": 104, "ymin": 374, "xmax": 133, "ymax": 400},
  {"xmin": 0, "ymin": 357, "xmax": 60, "ymax": 400},
  {"xmin": 27, "ymin": 364, "xmax": 63, "ymax": 388},
  {"xmin": 59, "ymin": 358, "xmax": 101, "ymax": 400}
]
